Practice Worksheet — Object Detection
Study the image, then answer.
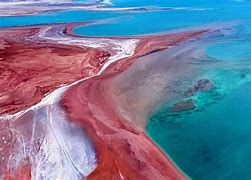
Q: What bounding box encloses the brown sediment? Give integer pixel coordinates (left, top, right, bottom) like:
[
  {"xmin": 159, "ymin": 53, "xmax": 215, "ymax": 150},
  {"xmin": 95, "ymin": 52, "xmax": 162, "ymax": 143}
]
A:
[
  {"xmin": 185, "ymin": 79, "xmax": 214, "ymax": 96},
  {"xmin": 170, "ymin": 99, "xmax": 195, "ymax": 112},
  {"xmin": 61, "ymin": 30, "xmax": 207, "ymax": 179}
]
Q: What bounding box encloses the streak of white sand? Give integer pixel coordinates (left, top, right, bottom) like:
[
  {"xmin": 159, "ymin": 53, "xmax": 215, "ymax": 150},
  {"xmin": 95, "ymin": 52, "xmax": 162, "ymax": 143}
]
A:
[
  {"xmin": 37, "ymin": 26, "xmax": 139, "ymax": 72},
  {"xmin": 0, "ymin": 0, "xmax": 110, "ymax": 6},
  {"xmin": 0, "ymin": 29, "xmax": 138, "ymax": 180},
  {"xmin": 0, "ymin": 0, "xmax": 73, "ymax": 6}
]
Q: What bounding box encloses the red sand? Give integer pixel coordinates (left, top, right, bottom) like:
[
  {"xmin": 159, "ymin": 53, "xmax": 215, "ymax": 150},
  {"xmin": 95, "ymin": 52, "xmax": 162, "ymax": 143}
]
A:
[
  {"xmin": 61, "ymin": 30, "xmax": 207, "ymax": 179},
  {"xmin": 0, "ymin": 111, "xmax": 34, "ymax": 180},
  {"xmin": 0, "ymin": 27, "xmax": 110, "ymax": 115},
  {"xmin": 0, "ymin": 24, "xmax": 207, "ymax": 179}
]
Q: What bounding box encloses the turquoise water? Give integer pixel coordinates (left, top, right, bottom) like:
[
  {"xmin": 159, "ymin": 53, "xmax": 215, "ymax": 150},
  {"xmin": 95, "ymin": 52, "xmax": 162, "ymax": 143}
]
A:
[
  {"xmin": 147, "ymin": 80, "xmax": 251, "ymax": 179},
  {"xmin": 146, "ymin": 36, "xmax": 251, "ymax": 179},
  {"xmin": 206, "ymin": 40, "xmax": 251, "ymax": 61},
  {"xmin": 0, "ymin": 10, "xmax": 118, "ymax": 28},
  {"xmin": 74, "ymin": 0, "xmax": 251, "ymax": 36},
  {"xmin": 1, "ymin": 0, "xmax": 251, "ymax": 36},
  {"xmin": 2, "ymin": 0, "xmax": 251, "ymax": 179}
]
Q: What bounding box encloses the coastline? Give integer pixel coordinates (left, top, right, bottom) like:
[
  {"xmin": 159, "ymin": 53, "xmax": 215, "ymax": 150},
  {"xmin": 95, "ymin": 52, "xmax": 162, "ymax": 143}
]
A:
[
  {"xmin": 0, "ymin": 23, "xmax": 207, "ymax": 179},
  {"xmin": 60, "ymin": 24, "xmax": 207, "ymax": 179}
]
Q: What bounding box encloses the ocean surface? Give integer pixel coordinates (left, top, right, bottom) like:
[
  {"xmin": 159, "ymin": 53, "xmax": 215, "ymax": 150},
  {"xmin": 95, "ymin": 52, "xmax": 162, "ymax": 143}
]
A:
[{"xmin": 2, "ymin": 0, "xmax": 251, "ymax": 179}]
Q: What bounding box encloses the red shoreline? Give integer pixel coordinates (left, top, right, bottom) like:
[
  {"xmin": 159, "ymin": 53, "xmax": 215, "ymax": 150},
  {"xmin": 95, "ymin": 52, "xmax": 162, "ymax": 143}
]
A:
[{"xmin": 61, "ymin": 29, "xmax": 207, "ymax": 179}]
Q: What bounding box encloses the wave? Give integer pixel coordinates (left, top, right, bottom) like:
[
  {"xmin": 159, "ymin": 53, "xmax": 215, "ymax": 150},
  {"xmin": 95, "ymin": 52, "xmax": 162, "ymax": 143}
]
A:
[{"xmin": 100, "ymin": 0, "xmax": 112, "ymax": 5}]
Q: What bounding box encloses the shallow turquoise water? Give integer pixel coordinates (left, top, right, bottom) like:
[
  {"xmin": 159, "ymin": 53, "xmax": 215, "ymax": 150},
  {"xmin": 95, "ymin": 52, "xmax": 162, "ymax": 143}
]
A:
[
  {"xmin": 206, "ymin": 40, "xmax": 251, "ymax": 61},
  {"xmin": 2, "ymin": 0, "xmax": 251, "ymax": 36},
  {"xmin": 146, "ymin": 40, "xmax": 251, "ymax": 179},
  {"xmin": 0, "ymin": 10, "xmax": 118, "ymax": 28},
  {"xmin": 74, "ymin": 0, "xmax": 251, "ymax": 36},
  {"xmin": 147, "ymin": 80, "xmax": 251, "ymax": 179}
]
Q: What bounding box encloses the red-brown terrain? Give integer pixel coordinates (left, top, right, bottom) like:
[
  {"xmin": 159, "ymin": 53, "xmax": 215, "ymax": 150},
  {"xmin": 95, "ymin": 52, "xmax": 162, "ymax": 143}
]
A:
[
  {"xmin": 0, "ymin": 27, "xmax": 110, "ymax": 115},
  {"xmin": 0, "ymin": 24, "xmax": 207, "ymax": 179},
  {"xmin": 61, "ymin": 29, "xmax": 207, "ymax": 179}
]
